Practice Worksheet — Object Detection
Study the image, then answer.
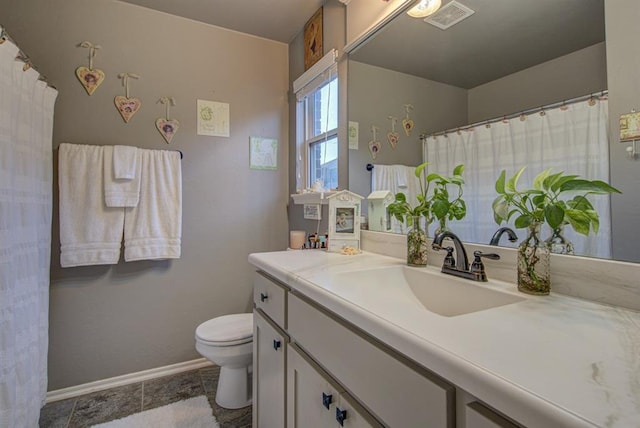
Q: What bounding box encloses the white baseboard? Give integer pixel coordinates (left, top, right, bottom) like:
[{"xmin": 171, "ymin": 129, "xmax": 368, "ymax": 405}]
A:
[{"xmin": 46, "ymin": 358, "xmax": 214, "ymax": 404}]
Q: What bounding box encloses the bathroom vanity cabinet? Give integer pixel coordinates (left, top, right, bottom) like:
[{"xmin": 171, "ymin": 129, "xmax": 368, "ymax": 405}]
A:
[
  {"xmin": 252, "ymin": 273, "xmax": 288, "ymax": 427},
  {"xmin": 252, "ymin": 270, "xmax": 519, "ymax": 428}
]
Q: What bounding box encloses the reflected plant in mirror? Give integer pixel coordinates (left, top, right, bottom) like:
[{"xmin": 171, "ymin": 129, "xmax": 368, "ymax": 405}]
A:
[
  {"xmin": 429, "ymin": 164, "xmax": 466, "ymax": 235},
  {"xmin": 493, "ymin": 167, "xmax": 621, "ymax": 295}
]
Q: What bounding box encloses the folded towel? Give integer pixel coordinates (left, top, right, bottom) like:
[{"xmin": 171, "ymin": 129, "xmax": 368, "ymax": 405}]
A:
[
  {"xmin": 58, "ymin": 143, "xmax": 124, "ymax": 267},
  {"xmin": 124, "ymin": 149, "xmax": 182, "ymax": 261},
  {"xmin": 104, "ymin": 146, "xmax": 141, "ymax": 207},
  {"xmin": 113, "ymin": 145, "xmax": 138, "ymax": 179}
]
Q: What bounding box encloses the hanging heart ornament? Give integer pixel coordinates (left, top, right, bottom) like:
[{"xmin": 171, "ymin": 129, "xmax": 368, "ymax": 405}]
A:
[
  {"xmin": 114, "ymin": 96, "xmax": 142, "ymax": 123},
  {"xmin": 402, "ymin": 118, "xmax": 414, "ymax": 136},
  {"xmin": 368, "ymin": 140, "xmax": 381, "ymax": 159},
  {"xmin": 75, "ymin": 67, "xmax": 105, "ymax": 95},
  {"xmin": 387, "ymin": 131, "xmax": 399, "ymax": 149},
  {"xmin": 156, "ymin": 118, "xmax": 180, "ymax": 144}
]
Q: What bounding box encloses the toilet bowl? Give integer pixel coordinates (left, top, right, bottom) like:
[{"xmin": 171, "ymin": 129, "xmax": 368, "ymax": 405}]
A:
[{"xmin": 195, "ymin": 313, "xmax": 253, "ymax": 409}]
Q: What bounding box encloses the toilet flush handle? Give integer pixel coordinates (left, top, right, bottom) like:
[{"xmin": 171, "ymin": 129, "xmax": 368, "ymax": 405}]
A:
[
  {"xmin": 260, "ymin": 292, "xmax": 268, "ymax": 302},
  {"xmin": 273, "ymin": 339, "xmax": 281, "ymax": 350}
]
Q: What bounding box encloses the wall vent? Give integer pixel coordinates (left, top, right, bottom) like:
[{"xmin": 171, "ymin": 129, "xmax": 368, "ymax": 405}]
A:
[{"xmin": 424, "ymin": 1, "xmax": 475, "ymax": 30}]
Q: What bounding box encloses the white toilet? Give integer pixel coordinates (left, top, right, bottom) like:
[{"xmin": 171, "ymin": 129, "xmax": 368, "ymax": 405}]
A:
[{"xmin": 195, "ymin": 313, "xmax": 253, "ymax": 409}]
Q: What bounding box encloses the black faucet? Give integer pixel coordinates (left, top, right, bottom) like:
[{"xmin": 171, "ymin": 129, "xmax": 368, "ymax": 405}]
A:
[
  {"xmin": 432, "ymin": 231, "xmax": 500, "ymax": 281},
  {"xmin": 489, "ymin": 227, "xmax": 518, "ymax": 246}
]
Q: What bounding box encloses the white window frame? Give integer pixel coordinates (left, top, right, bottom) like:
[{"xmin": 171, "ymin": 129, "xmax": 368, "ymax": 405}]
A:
[{"xmin": 294, "ymin": 49, "xmax": 339, "ymax": 191}]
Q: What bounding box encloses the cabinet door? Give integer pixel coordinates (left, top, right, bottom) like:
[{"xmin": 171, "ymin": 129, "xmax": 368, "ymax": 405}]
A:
[
  {"xmin": 287, "ymin": 345, "xmax": 383, "ymax": 428},
  {"xmin": 287, "ymin": 345, "xmax": 336, "ymax": 427},
  {"xmin": 253, "ymin": 310, "xmax": 286, "ymax": 428}
]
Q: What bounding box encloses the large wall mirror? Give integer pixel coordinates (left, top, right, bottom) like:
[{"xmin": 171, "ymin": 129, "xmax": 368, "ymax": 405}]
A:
[{"xmin": 345, "ymin": 0, "xmax": 640, "ymax": 262}]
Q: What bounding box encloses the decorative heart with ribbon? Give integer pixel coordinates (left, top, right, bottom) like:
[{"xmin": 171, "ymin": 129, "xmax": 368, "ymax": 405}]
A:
[
  {"xmin": 369, "ymin": 140, "xmax": 381, "ymax": 159},
  {"xmin": 402, "ymin": 118, "xmax": 414, "ymax": 137},
  {"xmin": 75, "ymin": 67, "xmax": 105, "ymax": 95},
  {"xmin": 156, "ymin": 118, "xmax": 179, "ymax": 144},
  {"xmin": 114, "ymin": 95, "xmax": 142, "ymax": 123},
  {"xmin": 387, "ymin": 131, "xmax": 399, "ymax": 149}
]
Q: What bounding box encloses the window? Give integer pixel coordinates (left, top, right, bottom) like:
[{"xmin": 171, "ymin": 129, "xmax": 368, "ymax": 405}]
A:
[
  {"xmin": 294, "ymin": 50, "xmax": 339, "ymax": 191},
  {"xmin": 304, "ymin": 77, "xmax": 338, "ymax": 190}
]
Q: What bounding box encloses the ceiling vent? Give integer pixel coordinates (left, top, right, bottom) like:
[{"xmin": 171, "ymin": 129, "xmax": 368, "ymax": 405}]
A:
[{"xmin": 424, "ymin": 1, "xmax": 475, "ymax": 30}]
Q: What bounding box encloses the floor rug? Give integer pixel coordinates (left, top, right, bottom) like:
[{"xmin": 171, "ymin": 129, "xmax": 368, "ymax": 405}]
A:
[{"xmin": 92, "ymin": 395, "xmax": 219, "ymax": 428}]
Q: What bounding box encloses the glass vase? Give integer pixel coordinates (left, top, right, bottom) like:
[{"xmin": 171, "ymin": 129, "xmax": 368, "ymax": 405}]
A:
[
  {"xmin": 407, "ymin": 216, "xmax": 428, "ymax": 267},
  {"xmin": 545, "ymin": 224, "xmax": 575, "ymax": 255},
  {"xmin": 517, "ymin": 222, "xmax": 551, "ymax": 295}
]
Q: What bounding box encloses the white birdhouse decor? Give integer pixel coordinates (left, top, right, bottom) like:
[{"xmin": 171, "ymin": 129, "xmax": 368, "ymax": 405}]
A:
[
  {"xmin": 367, "ymin": 190, "xmax": 393, "ymax": 232},
  {"xmin": 328, "ymin": 190, "xmax": 363, "ymax": 253}
]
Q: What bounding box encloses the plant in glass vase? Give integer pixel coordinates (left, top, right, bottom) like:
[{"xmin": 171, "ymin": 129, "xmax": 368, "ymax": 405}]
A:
[
  {"xmin": 493, "ymin": 167, "xmax": 621, "ymax": 295},
  {"xmin": 388, "ymin": 162, "xmax": 432, "ymax": 267}
]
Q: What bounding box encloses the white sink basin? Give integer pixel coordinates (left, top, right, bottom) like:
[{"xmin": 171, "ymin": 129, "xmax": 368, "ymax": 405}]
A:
[{"xmin": 332, "ymin": 266, "xmax": 525, "ymax": 317}]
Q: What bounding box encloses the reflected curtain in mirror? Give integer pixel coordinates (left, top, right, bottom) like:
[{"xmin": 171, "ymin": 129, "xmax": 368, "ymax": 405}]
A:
[{"xmin": 423, "ymin": 97, "xmax": 610, "ymax": 258}]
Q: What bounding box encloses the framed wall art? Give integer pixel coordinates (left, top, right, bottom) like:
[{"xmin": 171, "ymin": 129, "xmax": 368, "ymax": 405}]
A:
[{"xmin": 304, "ymin": 7, "xmax": 323, "ymax": 70}]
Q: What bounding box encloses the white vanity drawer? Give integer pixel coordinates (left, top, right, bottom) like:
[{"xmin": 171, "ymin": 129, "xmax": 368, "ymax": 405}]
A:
[
  {"xmin": 288, "ymin": 293, "xmax": 455, "ymax": 428},
  {"xmin": 254, "ymin": 271, "xmax": 287, "ymax": 329}
]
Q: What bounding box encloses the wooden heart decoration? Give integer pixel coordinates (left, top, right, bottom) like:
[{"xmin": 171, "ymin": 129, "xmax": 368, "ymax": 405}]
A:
[
  {"xmin": 387, "ymin": 131, "xmax": 399, "ymax": 149},
  {"xmin": 402, "ymin": 118, "xmax": 414, "ymax": 136},
  {"xmin": 75, "ymin": 66, "xmax": 105, "ymax": 95},
  {"xmin": 156, "ymin": 118, "xmax": 180, "ymax": 144},
  {"xmin": 368, "ymin": 140, "xmax": 381, "ymax": 159},
  {"xmin": 114, "ymin": 96, "xmax": 142, "ymax": 123}
]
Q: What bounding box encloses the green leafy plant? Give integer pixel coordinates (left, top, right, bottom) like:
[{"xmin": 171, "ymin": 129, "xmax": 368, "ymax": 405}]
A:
[
  {"xmin": 493, "ymin": 167, "xmax": 621, "ymax": 236},
  {"xmin": 428, "ymin": 164, "xmax": 466, "ymax": 232},
  {"xmin": 387, "ymin": 162, "xmax": 431, "ymax": 227},
  {"xmin": 387, "ymin": 163, "xmax": 466, "ymax": 229}
]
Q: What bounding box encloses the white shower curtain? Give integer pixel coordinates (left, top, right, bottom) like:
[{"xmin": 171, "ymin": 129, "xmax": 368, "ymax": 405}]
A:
[
  {"xmin": 424, "ymin": 98, "xmax": 611, "ymax": 258},
  {"xmin": 0, "ymin": 31, "xmax": 58, "ymax": 427}
]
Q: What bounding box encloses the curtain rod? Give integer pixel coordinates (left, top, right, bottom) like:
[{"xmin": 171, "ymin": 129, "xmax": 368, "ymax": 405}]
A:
[
  {"xmin": 0, "ymin": 27, "xmax": 56, "ymax": 89},
  {"xmin": 420, "ymin": 90, "xmax": 608, "ymax": 140}
]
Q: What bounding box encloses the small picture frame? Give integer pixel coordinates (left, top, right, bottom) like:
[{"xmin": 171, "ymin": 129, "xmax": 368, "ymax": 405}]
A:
[
  {"xmin": 303, "ymin": 204, "xmax": 322, "ymax": 220},
  {"xmin": 304, "ymin": 7, "xmax": 323, "ymax": 70},
  {"xmin": 620, "ymin": 111, "xmax": 640, "ymax": 141},
  {"xmin": 327, "ymin": 190, "xmax": 363, "ymax": 252}
]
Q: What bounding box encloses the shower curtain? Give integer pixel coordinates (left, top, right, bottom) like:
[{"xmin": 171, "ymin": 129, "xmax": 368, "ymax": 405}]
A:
[
  {"xmin": 0, "ymin": 30, "xmax": 58, "ymax": 427},
  {"xmin": 423, "ymin": 98, "xmax": 611, "ymax": 258}
]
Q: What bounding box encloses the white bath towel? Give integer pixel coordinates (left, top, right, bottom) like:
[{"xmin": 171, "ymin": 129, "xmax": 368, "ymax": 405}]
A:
[
  {"xmin": 58, "ymin": 143, "xmax": 124, "ymax": 267},
  {"xmin": 124, "ymin": 149, "xmax": 182, "ymax": 261},
  {"xmin": 113, "ymin": 145, "xmax": 138, "ymax": 179},
  {"xmin": 104, "ymin": 145, "xmax": 141, "ymax": 207}
]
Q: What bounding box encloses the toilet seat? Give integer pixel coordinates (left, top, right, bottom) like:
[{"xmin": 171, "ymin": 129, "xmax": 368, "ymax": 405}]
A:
[{"xmin": 196, "ymin": 313, "xmax": 253, "ymax": 347}]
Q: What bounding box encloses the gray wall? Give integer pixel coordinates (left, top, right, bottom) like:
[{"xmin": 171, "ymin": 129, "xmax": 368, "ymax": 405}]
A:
[
  {"xmin": 606, "ymin": 0, "xmax": 640, "ymax": 262},
  {"xmin": 347, "ymin": 61, "xmax": 468, "ymax": 205},
  {"xmin": 1, "ymin": 0, "xmax": 289, "ymax": 390},
  {"xmin": 468, "ymin": 42, "xmax": 607, "ymax": 123}
]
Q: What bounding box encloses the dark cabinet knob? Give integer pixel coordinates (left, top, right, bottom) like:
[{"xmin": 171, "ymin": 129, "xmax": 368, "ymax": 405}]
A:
[
  {"xmin": 273, "ymin": 339, "xmax": 281, "ymax": 350},
  {"xmin": 260, "ymin": 293, "xmax": 268, "ymax": 302},
  {"xmin": 322, "ymin": 392, "xmax": 333, "ymax": 410},
  {"xmin": 336, "ymin": 407, "xmax": 347, "ymax": 426}
]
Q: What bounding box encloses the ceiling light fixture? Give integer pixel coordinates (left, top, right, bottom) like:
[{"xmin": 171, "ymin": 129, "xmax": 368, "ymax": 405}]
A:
[{"xmin": 407, "ymin": 0, "xmax": 442, "ymax": 18}]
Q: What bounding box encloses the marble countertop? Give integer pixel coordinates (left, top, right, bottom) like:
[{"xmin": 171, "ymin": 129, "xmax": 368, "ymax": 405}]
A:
[{"xmin": 248, "ymin": 250, "xmax": 640, "ymax": 428}]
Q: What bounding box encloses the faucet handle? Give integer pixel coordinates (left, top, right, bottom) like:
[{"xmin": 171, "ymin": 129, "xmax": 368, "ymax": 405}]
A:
[
  {"xmin": 470, "ymin": 251, "xmax": 500, "ymax": 282},
  {"xmin": 443, "ymin": 246, "xmax": 456, "ymax": 268},
  {"xmin": 473, "ymin": 251, "xmax": 500, "ymax": 261}
]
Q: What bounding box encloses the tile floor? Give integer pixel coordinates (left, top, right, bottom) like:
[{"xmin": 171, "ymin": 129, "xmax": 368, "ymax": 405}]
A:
[{"xmin": 39, "ymin": 366, "xmax": 251, "ymax": 428}]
